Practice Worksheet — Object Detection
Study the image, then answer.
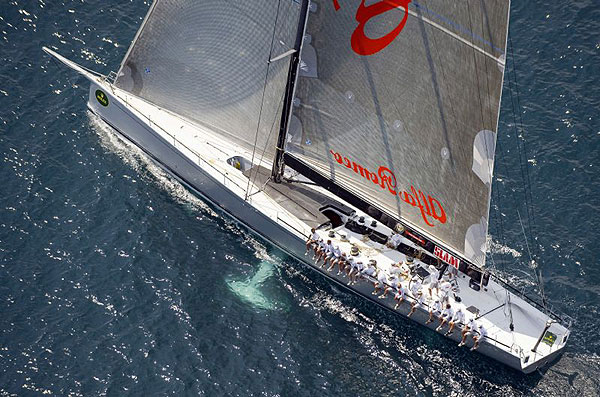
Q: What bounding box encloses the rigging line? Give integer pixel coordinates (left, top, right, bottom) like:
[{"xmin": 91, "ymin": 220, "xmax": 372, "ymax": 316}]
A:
[
  {"xmin": 495, "ymin": 137, "xmax": 539, "ymax": 292},
  {"xmin": 245, "ymin": 0, "xmax": 283, "ymax": 200},
  {"xmin": 517, "ymin": 208, "xmax": 546, "ymax": 306},
  {"xmin": 509, "ymin": 36, "xmax": 540, "ymax": 260},
  {"xmin": 248, "ymin": 86, "xmax": 286, "ymax": 195},
  {"xmin": 505, "ymin": 42, "xmax": 538, "ymax": 263}
]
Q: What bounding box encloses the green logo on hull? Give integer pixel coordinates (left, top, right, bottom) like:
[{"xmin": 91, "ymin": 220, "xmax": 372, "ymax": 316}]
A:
[
  {"xmin": 95, "ymin": 90, "xmax": 109, "ymax": 107},
  {"xmin": 542, "ymin": 331, "xmax": 557, "ymax": 346}
]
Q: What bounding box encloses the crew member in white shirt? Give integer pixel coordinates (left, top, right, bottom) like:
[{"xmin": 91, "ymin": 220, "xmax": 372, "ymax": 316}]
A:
[
  {"xmin": 426, "ymin": 299, "xmax": 442, "ymax": 324},
  {"xmin": 439, "ymin": 279, "xmax": 452, "ymax": 303},
  {"xmin": 305, "ymin": 228, "xmax": 320, "ymax": 255},
  {"xmin": 326, "ymin": 245, "xmax": 342, "ymax": 271},
  {"xmin": 347, "ymin": 257, "xmax": 361, "ymax": 284},
  {"xmin": 373, "ymin": 268, "xmax": 388, "ymax": 296},
  {"xmin": 394, "ymin": 283, "xmax": 406, "ymax": 310},
  {"xmin": 382, "ymin": 274, "xmax": 400, "ymax": 298},
  {"xmin": 407, "ymin": 291, "xmax": 425, "ymax": 317},
  {"xmin": 428, "ymin": 265, "xmax": 440, "ymax": 297},
  {"xmin": 316, "ymin": 240, "xmax": 333, "ymax": 266},
  {"xmin": 446, "ymin": 307, "xmax": 465, "ymax": 336},
  {"xmin": 471, "ymin": 323, "xmax": 488, "ymax": 351},
  {"xmin": 386, "ymin": 232, "xmax": 403, "ymax": 249},
  {"xmin": 436, "ymin": 303, "xmax": 454, "ymax": 332},
  {"xmin": 312, "ymin": 239, "xmax": 324, "ymax": 261},
  {"xmin": 361, "ymin": 262, "xmax": 376, "ymax": 280},
  {"xmin": 459, "ymin": 317, "xmax": 477, "ymax": 347},
  {"xmin": 410, "ymin": 279, "xmax": 422, "ymax": 299}
]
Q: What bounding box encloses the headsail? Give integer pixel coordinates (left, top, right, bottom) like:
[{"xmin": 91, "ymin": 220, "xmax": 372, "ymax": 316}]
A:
[
  {"xmin": 114, "ymin": 0, "xmax": 303, "ymax": 161},
  {"xmin": 286, "ymin": 0, "xmax": 510, "ymax": 266}
]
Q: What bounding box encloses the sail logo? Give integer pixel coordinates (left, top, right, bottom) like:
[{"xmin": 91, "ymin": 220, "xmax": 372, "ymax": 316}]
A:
[
  {"xmin": 332, "ymin": 0, "xmax": 411, "ymax": 56},
  {"xmin": 330, "ymin": 149, "xmax": 447, "ymax": 227},
  {"xmin": 433, "ymin": 246, "xmax": 461, "ymax": 268},
  {"xmin": 95, "ymin": 90, "xmax": 109, "ymax": 107}
]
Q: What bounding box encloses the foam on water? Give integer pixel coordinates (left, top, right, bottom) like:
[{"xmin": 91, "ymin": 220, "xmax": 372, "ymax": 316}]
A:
[{"xmin": 89, "ymin": 112, "xmax": 219, "ymax": 218}]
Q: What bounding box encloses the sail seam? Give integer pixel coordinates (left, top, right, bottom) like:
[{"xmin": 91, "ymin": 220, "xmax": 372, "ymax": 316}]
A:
[{"xmin": 407, "ymin": 8, "xmax": 504, "ymax": 66}]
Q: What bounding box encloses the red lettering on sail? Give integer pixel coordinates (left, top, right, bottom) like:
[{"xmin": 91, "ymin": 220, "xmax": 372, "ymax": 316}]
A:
[
  {"xmin": 332, "ymin": 0, "xmax": 411, "ymax": 56},
  {"xmin": 329, "ymin": 149, "xmax": 447, "ymax": 227},
  {"xmin": 352, "ymin": 0, "xmax": 411, "ymax": 56},
  {"xmin": 434, "ymin": 246, "xmax": 461, "ymax": 268}
]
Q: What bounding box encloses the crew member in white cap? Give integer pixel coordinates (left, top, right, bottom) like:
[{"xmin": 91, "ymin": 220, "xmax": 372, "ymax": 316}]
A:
[
  {"xmin": 381, "ymin": 273, "xmax": 400, "ymax": 299},
  {"xmin": 439, "ymin": 279, "xmax": 452, "ymax": 304},
  {"xmin": 428, "ymin": 265, "xmax": 440, "ymax": 297},
  {"xmin": 326, "ymin": 245, "xmax": 342, "ymax": 272},
  {"xmin": 410, "ymin": 279, "xmax": 422, "ymax": 298},
  {"xmin": 471, "ymin": 323, "xmax": 488, "ymax": 351},
  {"xmin": 386, "ymin": 232, "xmax": 403, "ymax": 249},
  {"xmin": 361, "ymin": 261, "xmax": 376, "ymax": 280},
  {"xmin": 373, "ymin": 268, "xmax": 388, "ymax": 296},
  {"xmin": 459, "ymin": 317, "xmax": 477, "ymax": 347},
  {"xmin": 316, "ymin": 239, "xmax": 333, "ymax": 267},
  {"xmin": 426, "ymin": 299, "xmax": 442, "ymax": 325}
]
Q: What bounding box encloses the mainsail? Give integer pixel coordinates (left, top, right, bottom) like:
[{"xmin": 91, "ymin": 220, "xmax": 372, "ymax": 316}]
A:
[
  {"xmin": 114, "ymin": 0, "xmax": 303, "ymax": 161},
  {"xmin": 286, "ymin": 0, "xmax": 510, "ymax": 266}
]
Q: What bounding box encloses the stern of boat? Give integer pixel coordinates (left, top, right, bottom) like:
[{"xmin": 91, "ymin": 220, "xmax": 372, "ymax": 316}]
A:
[{"xmin": 520, "ymin": 322, "xmax": 570, "ymax": 373}]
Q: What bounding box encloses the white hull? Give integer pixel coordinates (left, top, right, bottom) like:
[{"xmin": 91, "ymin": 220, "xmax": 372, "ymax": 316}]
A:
[
  {"xmin": 43, "ymin": 47, "xmax": 568, "ymax": 374},
  {"xmin": 83, "ymin": 77, "xmax": 568, "ymax": 374}
]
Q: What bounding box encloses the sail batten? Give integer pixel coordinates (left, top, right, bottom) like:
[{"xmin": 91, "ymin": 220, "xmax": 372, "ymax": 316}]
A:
[{"xmin": 285, "ymin": 0, "xmax": 510, "ymax": 266}]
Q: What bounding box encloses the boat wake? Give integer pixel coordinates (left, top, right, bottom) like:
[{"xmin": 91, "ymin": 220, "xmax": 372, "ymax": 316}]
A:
[{"xmin": 87, "ymin": 111, "xmax": 218, "ymax": 218}]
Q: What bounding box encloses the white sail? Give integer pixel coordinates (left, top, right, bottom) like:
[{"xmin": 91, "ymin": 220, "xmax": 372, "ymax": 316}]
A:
[
  {"xmin": 286, "ymin": 0, "xmax": 510, "ymax": 266},
  {"xmin": 114, "ymin": 0, "xmax": 303, "ymax": 161}
]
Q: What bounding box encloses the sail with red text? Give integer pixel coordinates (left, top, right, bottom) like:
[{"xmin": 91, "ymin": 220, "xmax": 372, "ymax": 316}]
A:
[{"xmin": 285, "ymin": 0, "xmax": 510, "ymax": 266}]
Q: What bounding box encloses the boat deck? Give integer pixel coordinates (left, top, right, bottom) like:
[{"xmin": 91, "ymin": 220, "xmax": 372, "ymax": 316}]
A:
[
  {"xmin": 242, "ymin": 166, "xmax": 350, "ymax": 226},
  {"xmin": 307, "ymin": 220, "xmax": 567, "ymax": 365},
  {"xmin": 95, "ymin": 81, "xmax": 569, "ymax": 372}
]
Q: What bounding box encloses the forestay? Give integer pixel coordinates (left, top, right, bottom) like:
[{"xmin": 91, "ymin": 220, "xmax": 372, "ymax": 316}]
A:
[
  {"xmin": 286, "ymin": 0, "xmax": 510, "ymax": 266},
  {"xmin": 115, "ymin": 0, "xmax": 302, "ymax": 162}
]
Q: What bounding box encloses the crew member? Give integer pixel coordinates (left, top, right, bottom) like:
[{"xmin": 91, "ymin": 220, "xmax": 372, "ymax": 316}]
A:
[
  {"xmin": 446, "ymin": 307, "xmax": 465, "ymax": 336},
  {"xmin": 428, "ymin": 265, "xmax": 440, "ymax": 297},
  {"xmin": 471, "ymin": 323, "xmax": 488, "ymax": 351},
  {"xmin": 459, "ymin": 317, "xmax": 477, "ymax": 347},
  {"xmin": 436, "ymin": 303, "xmax": 454, "ymax": 332},
  {"xmin": 426, "ymin": 299, "xmax": 442, "ymax": 325},
  {"xmin": 386, "ymin": 232, "xmax": 403, "ymax": 249},
  {"xmin": 305, "ymin": 228, "xmax": 319, "ymax": 255},
  {"xmin": 407, "ymin": 291, "xmax": 425, "ymax": 317},
  {"xmin": 393, "ymin": 283, "xmax": 406, "ymax": 310}
]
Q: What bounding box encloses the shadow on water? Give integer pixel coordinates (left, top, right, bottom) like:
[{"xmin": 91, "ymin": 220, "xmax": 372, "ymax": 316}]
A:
[{"xmin": 226, "ymin": 260, "xmax": 283, "ymax": 311}]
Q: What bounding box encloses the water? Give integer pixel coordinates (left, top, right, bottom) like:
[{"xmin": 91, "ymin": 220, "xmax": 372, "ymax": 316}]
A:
[{"xmin": 1, "ymin": 1, "xmax": 599, "ymax": 395}]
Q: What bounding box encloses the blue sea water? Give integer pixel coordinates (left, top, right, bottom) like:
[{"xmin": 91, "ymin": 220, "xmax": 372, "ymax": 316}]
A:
[{"xmin": 1, "ymin": 0, "xmax": 599, "ymax": 395}]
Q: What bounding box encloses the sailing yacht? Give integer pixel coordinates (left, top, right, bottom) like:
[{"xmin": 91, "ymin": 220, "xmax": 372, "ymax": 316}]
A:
[{"xmin": 44, "ymin": 0, "xmax": 571, "ymax": 373}]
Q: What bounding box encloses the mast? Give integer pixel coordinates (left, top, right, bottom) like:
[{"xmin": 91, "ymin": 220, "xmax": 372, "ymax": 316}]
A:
[{"xmin": 271, "ymin": 0, "xmax": 310, "ymax": 183}]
